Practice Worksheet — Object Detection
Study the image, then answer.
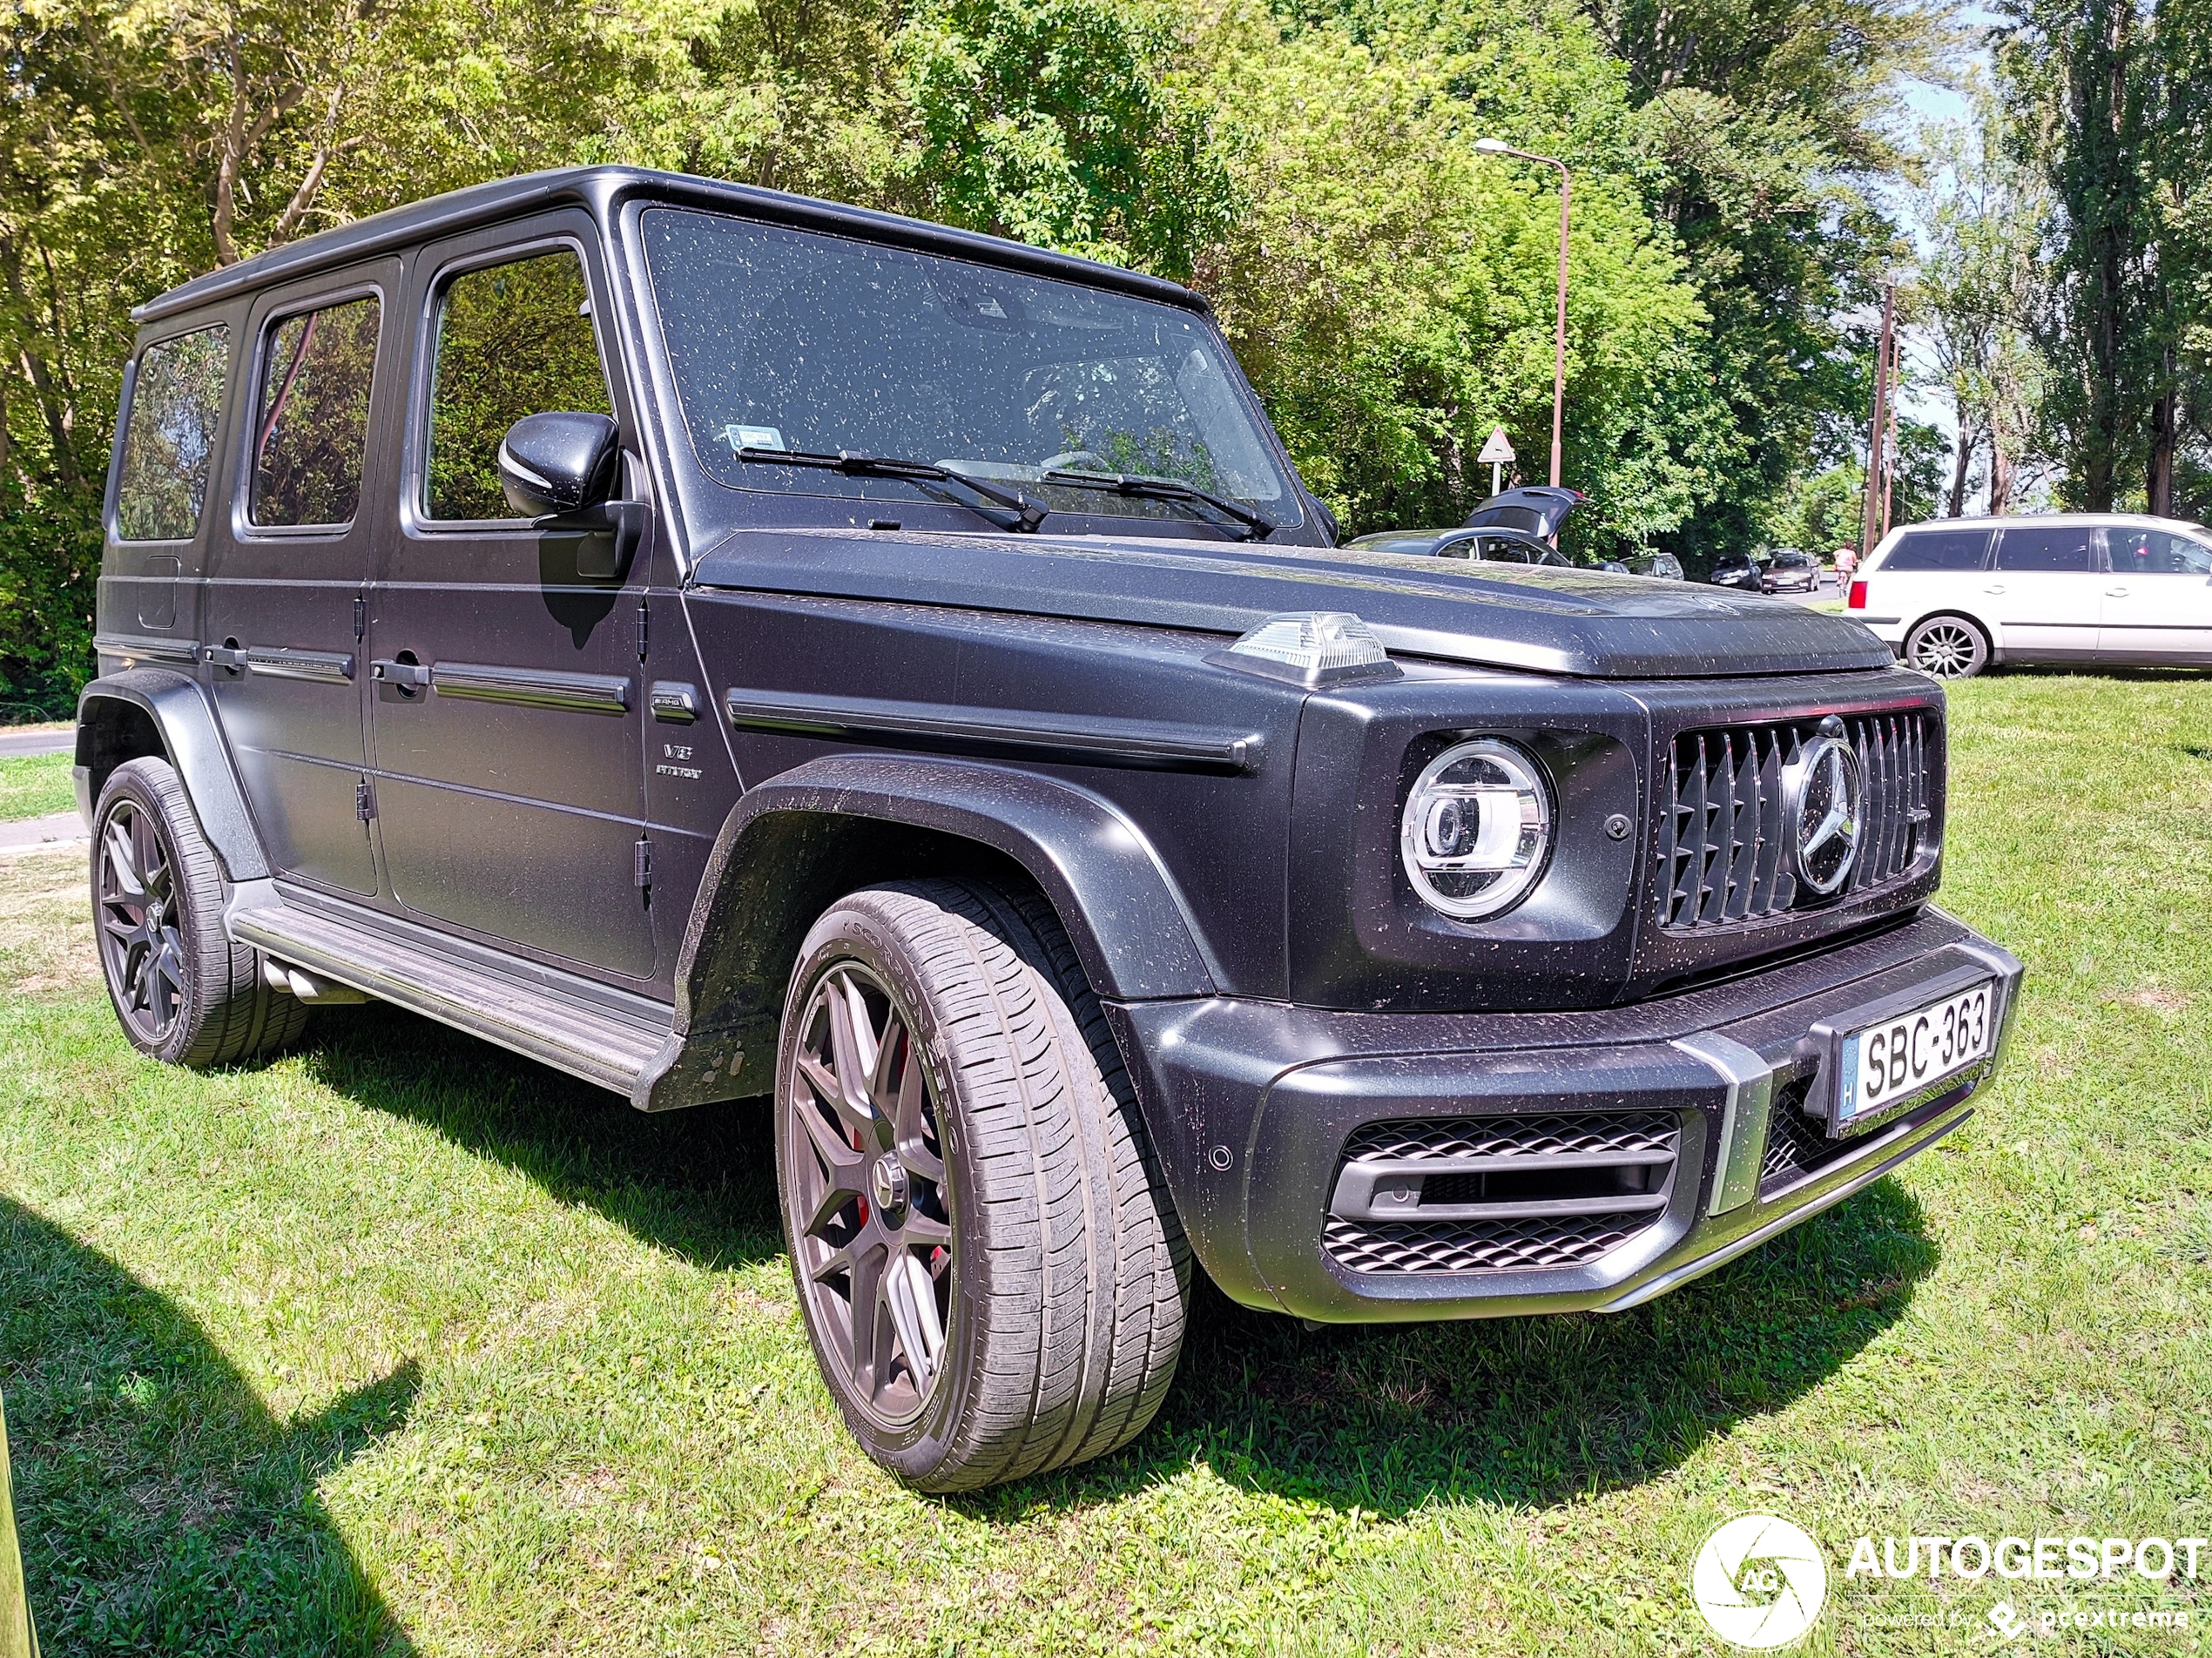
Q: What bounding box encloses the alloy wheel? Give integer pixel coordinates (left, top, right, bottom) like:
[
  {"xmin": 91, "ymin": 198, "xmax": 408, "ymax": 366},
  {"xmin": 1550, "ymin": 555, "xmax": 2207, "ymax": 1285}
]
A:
[
  {"xmin": 1911, "ymin": 621, "xmax": 1980, "ymax": 677},
  {"xmin": 784, "ymin": 963, "xmax": 955, "ymax": 1429},
  {"xmin": 97, "ymin": 799, "xmax": 186, "ymax": 1043}
]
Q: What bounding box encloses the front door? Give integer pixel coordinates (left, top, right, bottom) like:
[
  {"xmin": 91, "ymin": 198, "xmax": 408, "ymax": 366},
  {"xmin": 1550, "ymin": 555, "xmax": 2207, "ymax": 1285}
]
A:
[
  {"xmin": 1983, "ymin": 522, "xmax": 2103, "ymax": 659},
  {"xmin": 2099, "ymin": 525, "xmax": 2212, "ymax": 661},
  {"xmin": 366, "ymin": 219, "xmax": 654, "ymax": 981},
  {"xmin": 204, "ymin": 266, "xmax": 395, "ymax": 896}
]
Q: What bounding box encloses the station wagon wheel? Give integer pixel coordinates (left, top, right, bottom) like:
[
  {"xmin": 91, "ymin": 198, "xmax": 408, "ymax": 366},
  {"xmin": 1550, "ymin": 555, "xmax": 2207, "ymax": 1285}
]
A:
[
  {"xmin": 1904, "ymin": 615, "xmax": 1989, "ymax": 678},
  {"xmin": 784, "ymin": 961, "xmax": 955, "ymax": 1429},
  {"xmin": 775, "ymin": 879, "xmax": 1190, "ymax": 1493},
  {"xmin": 91, "ymin": 758, "xmax": 310, "ymax": 1068},
  {"xmin": 97, "ymin": 797, "xmax": 185, "ymax": 1044}
]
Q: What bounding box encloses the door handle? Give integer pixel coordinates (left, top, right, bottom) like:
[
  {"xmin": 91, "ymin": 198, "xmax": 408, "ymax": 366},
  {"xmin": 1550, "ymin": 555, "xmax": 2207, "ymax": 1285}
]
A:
[
  {"xmin": 371, "ymin": 658, "xmax": 433, "ymax": 691},
  {"xmin": 2105, "ymin": 586, "xmax": 2128, "ymax": 596},
  {"xmin": 1983, "ymin": 584, "xmax": 2006, "ymax": 595},
  {"xmin": 205, "ymin": 644, "xmax": 248, "ymax": 671}
]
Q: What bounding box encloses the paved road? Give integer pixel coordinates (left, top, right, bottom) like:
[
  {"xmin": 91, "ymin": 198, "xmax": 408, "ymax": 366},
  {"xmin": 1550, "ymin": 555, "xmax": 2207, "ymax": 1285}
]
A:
[
  {"xmin": 0, "ymin": 728, "xmax": 72, "ymax": 758},
  {"xmin": 0, "ymin": 811, "xmax": 86, "ymax": 855}
]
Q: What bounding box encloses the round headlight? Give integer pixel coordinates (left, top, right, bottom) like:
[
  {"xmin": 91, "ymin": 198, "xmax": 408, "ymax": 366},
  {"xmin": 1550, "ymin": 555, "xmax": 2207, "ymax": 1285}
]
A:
[{"xmin": 1399, "ymin": 738, "xmax": 1553, "ymax": 919}]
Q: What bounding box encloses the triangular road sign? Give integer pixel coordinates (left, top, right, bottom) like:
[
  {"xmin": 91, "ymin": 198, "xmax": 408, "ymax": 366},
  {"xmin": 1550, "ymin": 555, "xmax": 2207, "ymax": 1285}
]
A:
[{"xmin": 1477, "ymin": 426, "xmax": 1516, "ymax": 465}]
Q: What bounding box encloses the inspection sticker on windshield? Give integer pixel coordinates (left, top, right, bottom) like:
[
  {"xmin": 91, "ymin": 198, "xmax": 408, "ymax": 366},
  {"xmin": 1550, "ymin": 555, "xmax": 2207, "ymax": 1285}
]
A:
[
  {"xmin": 720, "ymin": 424, "xmax": 785, "ymax": 452},
  {"xmin": 1834, "ymin": 981, "xmax": 1995, "ymax": 1133}
]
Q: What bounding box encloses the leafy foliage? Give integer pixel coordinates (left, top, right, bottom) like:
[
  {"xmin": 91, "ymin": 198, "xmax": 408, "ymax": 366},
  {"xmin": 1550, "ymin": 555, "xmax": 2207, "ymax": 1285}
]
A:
[{"xmin": 0, "ymin": 0, "xmax": 1959, "ymax": 705}]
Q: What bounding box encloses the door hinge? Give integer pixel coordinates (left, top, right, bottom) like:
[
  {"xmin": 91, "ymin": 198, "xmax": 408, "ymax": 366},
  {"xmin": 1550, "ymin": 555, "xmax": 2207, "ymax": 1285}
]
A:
[
  {"xmin": 353, "ymin": 592, "xmax": 367, "ymax": 640},
  {"xmin": 636, "ymin": 594, "xmax": 650, "ymax": 662},
  {"xmin": 633, "ymin": 836, "xmax": 651, "ymax": 889},
  {"xmin": 356, "ymin": 778, "xmax": 375, "ymax": 821}
]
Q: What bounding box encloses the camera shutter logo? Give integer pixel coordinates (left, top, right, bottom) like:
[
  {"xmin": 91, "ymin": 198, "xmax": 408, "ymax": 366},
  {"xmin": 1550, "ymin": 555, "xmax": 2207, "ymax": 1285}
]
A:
[
  {"xmin": 1784, "ymin": 717, "xmax": 1864, "ymax": 897},
  {"xmin": 1691, "ymin": 1513, "xmax": 1829, "ymax": 1648}
]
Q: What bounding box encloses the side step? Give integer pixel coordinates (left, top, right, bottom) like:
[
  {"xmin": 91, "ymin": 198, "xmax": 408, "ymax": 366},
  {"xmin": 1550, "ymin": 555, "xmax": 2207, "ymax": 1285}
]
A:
[{"xmin": 226, "ymin": 882, "xmax": 675, "ymax": 1101}]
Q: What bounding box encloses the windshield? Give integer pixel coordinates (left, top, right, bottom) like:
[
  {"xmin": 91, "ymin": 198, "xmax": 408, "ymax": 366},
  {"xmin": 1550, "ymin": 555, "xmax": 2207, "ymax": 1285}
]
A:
[{"xmin": 641, "ymin": 209, "xmax": 1291, "ymax": 529}]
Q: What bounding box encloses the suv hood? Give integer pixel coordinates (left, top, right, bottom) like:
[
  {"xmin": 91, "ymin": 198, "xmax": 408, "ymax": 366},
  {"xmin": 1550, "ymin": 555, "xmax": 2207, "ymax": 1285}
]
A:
[{"xmin": 690, "ymin": 528, "xmax": 1892, "ymax": 678}]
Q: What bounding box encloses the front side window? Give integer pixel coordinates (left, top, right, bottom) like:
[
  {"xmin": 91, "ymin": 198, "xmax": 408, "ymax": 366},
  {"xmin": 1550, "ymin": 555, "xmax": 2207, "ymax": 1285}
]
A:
[
  {"xmin": 426, "ymin": 248, "xmax": 613, "ymax": 522},
  {"xmin": 1994, "ymin": 524, "xmax": 2095, "ymax": 572},
  {"xmin": 252, "ymin": 295, "xmax": 381, "ymax": 528},
  {"xmin": 115, "ymin": 326, "xmax": 229, "ymax": 542},
  {"xmin": 2107, "ymin": 527, "xmax": 2212, "ymax": 576},
  {"xmin": 641, "ymin": 209, "xmax": 1291, "ymax": 530},
  {"xmin": 1881, "ymin": 529, "xmax": 1991, "ymax": 572}
]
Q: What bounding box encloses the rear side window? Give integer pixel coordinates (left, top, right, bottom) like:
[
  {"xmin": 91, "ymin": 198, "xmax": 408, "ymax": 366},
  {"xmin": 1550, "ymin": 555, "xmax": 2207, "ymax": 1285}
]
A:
[
  {"xmin": 2107, "ymin": 526, "xmax": 2212, "ymax": 576},
  {"xmin": 425, "ymin": 248, "xmax": 612, "ymax": 522},
  {"xmin": 115, "ymin": 326, "xmax": 229, "ymax": 542},
  {"xmin": 1994, "ymin": 524, "xmax": 2095, "ymax": 572},
  {"xmin": 1879, "ymin": 528, "xmax": 1991, "ymax": 572},
  {"xmin": 251, "ymin": 295, "xmax": 381, "ymax": 529}
]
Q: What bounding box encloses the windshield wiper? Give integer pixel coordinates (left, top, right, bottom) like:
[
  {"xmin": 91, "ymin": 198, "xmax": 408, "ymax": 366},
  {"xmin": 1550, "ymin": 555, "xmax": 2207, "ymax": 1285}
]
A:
[
  {"xmin": 1042, "ymin": 468, "xmax": 1276, "ymax": 541},
  {"xmin": 735, "ymin": 447, "xmax": 1047, "ymax": 532}
]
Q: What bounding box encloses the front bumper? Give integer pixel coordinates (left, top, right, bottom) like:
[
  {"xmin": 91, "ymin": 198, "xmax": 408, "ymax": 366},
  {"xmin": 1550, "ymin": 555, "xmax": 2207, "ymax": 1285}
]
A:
[{"xmin": 1106, "ymin": 907, "xmax": 2020, "ymax": 1322}]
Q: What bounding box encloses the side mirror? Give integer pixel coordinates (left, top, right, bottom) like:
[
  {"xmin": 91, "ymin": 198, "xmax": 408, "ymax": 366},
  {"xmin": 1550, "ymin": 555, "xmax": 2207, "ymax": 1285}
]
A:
[{"xmin": 498, "ymin": 412, "xmax": 619, "ymax": 517}]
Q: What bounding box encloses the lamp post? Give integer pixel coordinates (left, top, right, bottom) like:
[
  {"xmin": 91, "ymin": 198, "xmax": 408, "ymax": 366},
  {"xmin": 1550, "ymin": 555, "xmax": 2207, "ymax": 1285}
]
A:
[{"xmin": 1474, "ymin": 138, "xmax": 1570, "ymax": 489}]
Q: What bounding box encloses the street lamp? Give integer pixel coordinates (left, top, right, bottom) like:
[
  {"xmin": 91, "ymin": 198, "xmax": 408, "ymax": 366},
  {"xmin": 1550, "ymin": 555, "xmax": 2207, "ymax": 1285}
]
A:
[{"xmin": 1473, "ymin": 138, "xmax": 1570, "ymax": 489}]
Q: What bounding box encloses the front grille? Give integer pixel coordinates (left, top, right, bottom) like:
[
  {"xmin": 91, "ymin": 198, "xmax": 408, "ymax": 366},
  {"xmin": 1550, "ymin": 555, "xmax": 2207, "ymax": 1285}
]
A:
[
  {"xmin": 1662, "ymin": 711, "xmax": 1932, "ymax": 930},
  {"xmin": 1325, "ymin": 1111, "xmax": 1679, "ymax": 1276}
]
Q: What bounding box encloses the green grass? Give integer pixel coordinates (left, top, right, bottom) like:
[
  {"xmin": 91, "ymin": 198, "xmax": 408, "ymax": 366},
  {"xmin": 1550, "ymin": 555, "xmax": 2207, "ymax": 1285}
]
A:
[
  {"xmin": 3, "ymin": 674, "xmax": 2209, "ymax": 1655},
  {"xmin": 0, "ymin": 752, "xmax": 72, "ymax": 823}
]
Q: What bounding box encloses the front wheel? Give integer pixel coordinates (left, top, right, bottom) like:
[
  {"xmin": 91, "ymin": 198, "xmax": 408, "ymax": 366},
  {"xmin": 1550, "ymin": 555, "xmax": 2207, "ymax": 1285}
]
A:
[
  {"xmin": 775, "ymin": 879, "xmax": 1190, "ymax": 1492},
  {"xmin": 1904, "ymin": 615, "xmax": 1990, "ymax": 678}
]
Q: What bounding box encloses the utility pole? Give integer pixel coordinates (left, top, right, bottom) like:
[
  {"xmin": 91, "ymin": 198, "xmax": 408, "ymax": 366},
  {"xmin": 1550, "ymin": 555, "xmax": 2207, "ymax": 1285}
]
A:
[
  {"xmin": 1474, "ymin": 138, "xmax": 1571, "ymax": 487},
  {"xmin": 1861, "ymin": 284, "xmax": 1896, "ymax": 558}
]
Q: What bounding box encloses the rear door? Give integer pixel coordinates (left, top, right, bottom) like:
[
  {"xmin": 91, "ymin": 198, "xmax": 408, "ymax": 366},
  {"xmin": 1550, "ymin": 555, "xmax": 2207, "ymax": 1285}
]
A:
[
  {"xmin": 2098, "ymin": 526, "xmax": 2212, "ymax": 661},
  {"xmin": 365, "ymin": 217, "xmax": 655, "ymax": 981},
  {"xmin": 1984, "ymin": 522, "xmax": 2102, "ymax": 659},
  {"xmin": 203, "ymin": 266, "xmax": 395, "ymax": 895}
]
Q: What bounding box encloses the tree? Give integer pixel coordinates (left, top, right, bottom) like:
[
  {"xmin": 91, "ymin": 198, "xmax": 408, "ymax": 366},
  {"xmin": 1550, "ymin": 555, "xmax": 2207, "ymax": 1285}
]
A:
[{"xmin": 1906, "ymin": 94, "xmax": 2052, "ymax": 515}]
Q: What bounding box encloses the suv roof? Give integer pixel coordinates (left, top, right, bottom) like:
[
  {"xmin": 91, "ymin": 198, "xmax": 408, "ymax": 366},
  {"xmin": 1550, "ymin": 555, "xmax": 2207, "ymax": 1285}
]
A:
[
  {"xmin": 1892, "ymin": 513, "xmax": 2209, "ymax": 533},
  {"xmin": 133, "ymin": 165, "xmax": 1206, "ymax": 327}
]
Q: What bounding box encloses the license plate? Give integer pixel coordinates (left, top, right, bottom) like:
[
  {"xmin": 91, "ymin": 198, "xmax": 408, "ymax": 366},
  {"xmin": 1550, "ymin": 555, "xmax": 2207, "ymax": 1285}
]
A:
[{"xmin": 1834, "ymin": 981, "xmax": 1996, "ymax": 1133}]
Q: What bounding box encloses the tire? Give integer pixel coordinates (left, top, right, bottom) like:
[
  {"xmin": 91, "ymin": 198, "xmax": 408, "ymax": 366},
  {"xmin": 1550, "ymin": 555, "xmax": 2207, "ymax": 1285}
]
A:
[
  {"xmin": 91, "ymin": 757, "xmax": 309, "ymax": 1067},
  {"xmin": 774, "ymin": 878, "xmax": 1190, "ymax": 1492},
  {"xmin": 1904, "ymin": 614, "xmax": 1990, "ymax": 678}
]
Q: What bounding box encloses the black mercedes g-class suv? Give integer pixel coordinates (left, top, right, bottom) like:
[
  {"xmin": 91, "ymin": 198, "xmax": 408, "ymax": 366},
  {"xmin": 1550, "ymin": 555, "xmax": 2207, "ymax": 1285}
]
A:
[{"xmin": 80, "ymin": 167, "xmax": 2020, "ymax": 1492}]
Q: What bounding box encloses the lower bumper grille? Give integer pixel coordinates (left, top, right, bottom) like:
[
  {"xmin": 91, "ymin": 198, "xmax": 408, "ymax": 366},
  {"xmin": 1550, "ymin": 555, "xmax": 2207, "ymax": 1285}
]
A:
[{"xmin": 1324, "ymin": 1111, "xmax": 1680, "ymax": 1276}]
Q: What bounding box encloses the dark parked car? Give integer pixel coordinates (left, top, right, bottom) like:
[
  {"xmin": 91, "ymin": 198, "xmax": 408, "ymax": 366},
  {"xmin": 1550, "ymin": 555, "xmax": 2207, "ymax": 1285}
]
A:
[
  {"xmin": 82, "ymin": 166, "xmax": 2020, "ymax": 1493},
  {"xmin": 1463, "ymin": 484, "xmax": 1584, "ymax": 540},
  {"xmin": 1346, "ymin": 526, "xmax": 1573, "ymax": 565},
  {"xmin": 1762, "ymin": 548, "xmax": 1823, "ymax": 594},
  {"xmin": 1709, "ymin": 551, "xmax": 1766, "ymax": 590}
]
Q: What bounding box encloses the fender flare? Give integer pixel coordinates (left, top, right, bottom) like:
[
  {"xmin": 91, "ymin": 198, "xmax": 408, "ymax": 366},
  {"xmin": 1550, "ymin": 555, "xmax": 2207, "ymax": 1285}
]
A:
[
  {"xmin": 75, "ymin": 669, "xmax": 270, "ymax": 882},
  {"xmin": 646, "ymin": 753, "xmax": 1221, "ymax": 1109}
]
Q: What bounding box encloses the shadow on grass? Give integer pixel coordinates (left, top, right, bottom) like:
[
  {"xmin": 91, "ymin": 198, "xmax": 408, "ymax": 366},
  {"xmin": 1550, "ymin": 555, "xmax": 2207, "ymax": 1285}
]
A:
[
  {"xmin": 293, "ymin": 1004, "xmax": 1935, "ymax": 1524},
  {"xmin": 975, "ymin": 1176, "xmax": 1940, "ymax": 1521},
  {"xmin": 298, "ymin": 1002, "xmax": 783, "ymax": 1272},
  {"xmin": 0, "ymin": 1197, "xmax": 416, "ymax": 1656}
]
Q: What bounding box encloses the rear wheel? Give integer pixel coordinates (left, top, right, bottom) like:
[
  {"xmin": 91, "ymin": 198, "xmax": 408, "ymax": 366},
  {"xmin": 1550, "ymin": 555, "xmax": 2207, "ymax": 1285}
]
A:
[
  {"xmin": 1904, "ymin": 615, "xmax": 1989, "ymax": 678},
  {"xmin": 92, "ymin": 758, "xmax": 308, "ymax": 1067},
  {"xmin": 775, "ymin": 878, "xmax": 1190, "ymax": 1492}
]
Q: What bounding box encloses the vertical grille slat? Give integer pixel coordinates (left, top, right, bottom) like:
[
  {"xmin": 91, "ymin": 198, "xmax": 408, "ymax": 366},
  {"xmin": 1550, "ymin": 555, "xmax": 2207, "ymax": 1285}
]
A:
[{"xmin": 1661, "ymin": 709, "xmax": 1933, "ymax": 931}]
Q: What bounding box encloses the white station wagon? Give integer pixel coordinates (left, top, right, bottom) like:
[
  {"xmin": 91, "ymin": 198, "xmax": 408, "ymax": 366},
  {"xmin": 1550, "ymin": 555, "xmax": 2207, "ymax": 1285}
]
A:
[{"xmin": 1849, "ymin": 514, "xmax": 2212, "ymax": 677}]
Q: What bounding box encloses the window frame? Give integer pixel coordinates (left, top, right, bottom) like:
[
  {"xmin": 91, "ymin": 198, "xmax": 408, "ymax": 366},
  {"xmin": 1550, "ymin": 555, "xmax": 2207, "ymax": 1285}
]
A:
[
  {"xmin": 234, "ymin": 279, "xmax": 388, "ymax": 540},
  {"xmin": 1877, "ymin": 525, "xmax": 1996, "ymax": 575},
  {"xmin": 110, "ymin": 320, "xmax": 235, "ymax": 546},
  {"xmin": 1991, "ymin": 522, "xmax": 2105, "ymax": 576},
  {"xmin": 409, "ymin": 232, "xmax": 623, "ymax": 532},
  {"xmin": 2107, "ymin": 523, "xmax": 2212, "ymax": 577}
]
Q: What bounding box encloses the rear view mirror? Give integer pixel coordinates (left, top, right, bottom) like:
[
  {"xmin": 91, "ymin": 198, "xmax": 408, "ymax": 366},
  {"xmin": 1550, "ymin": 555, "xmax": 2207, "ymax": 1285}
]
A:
[{"xmin": 498, "ymin": 411, "xmax": 619, "ymax": 517}]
